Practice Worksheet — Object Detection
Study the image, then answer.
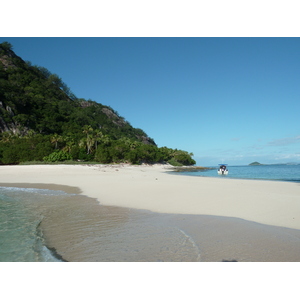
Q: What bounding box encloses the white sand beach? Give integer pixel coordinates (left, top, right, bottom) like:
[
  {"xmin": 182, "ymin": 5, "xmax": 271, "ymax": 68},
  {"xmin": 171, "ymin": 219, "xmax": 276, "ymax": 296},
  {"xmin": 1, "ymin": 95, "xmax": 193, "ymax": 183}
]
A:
[{"xmin": 0, "ymin": 164, "xmax": 299, "ymax": 230}]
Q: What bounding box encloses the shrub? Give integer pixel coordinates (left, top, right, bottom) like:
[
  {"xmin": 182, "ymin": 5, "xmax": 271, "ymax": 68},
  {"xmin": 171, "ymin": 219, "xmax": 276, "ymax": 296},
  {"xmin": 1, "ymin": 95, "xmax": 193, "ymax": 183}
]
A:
[
  {"xmin": 167, "ymin": 158, "xmax": 184, "ymax": 166},
  {"xmin": 94, "ymin": 146, "xmax": 112, "ymax": 163},
  {"xmin": 43, "ymin": 150, "xmax": 73, "ymax": 162}
]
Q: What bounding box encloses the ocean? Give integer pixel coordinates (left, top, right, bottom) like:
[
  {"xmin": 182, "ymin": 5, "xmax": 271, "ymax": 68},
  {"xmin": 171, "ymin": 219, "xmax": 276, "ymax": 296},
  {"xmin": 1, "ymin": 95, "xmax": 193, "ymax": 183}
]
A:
[
  {"xmin": 173, "ymin": 164, "xmax": 300, "ymax": 182},
  {"xmin": 0, "ymin": 186, "xmax": 74, "ymax": 262}
]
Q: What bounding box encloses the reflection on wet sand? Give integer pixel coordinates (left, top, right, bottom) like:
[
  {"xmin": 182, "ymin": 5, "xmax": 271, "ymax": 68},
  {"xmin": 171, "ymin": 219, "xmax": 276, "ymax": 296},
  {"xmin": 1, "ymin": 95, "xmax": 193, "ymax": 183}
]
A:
[{"xmin": 3, "ymin": 183, "xmax": 300, "ymax": 262}]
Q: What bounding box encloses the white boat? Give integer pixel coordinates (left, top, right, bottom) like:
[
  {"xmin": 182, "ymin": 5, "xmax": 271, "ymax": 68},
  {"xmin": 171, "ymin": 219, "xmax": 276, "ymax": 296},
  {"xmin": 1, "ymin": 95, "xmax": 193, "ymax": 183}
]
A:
[{"xmin": 218, "ymin": 164, "xmax": 228, "ymax": 175}]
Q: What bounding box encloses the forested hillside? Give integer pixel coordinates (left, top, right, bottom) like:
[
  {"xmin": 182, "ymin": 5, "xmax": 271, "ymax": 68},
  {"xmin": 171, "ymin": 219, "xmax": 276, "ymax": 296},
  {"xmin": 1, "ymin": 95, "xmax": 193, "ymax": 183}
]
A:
[{"xmin": 0, "ymin": 42, "xmax": 195, "ymax": 166}]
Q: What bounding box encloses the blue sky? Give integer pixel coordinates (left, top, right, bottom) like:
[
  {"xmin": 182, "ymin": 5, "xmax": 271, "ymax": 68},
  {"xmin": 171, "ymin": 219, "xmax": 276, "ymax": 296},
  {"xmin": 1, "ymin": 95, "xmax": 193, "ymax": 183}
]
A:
[{"xmin": 1, "ymin": 37, "xmax": 299, "ymax": 166}]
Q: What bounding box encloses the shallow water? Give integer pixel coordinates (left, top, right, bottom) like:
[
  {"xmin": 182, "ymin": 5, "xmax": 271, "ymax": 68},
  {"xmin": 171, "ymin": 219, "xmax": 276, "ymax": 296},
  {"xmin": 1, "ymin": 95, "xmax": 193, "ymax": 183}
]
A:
[
  {"xmin": 0, "ymin": 186, "xmax": 71, "ymax": 262},
  {"xmin": 173, "ymin": 164, "xmax": 300, "ymax": 182},
  {"xmin": 2, "ymin": 183, "xmax": 300, "ymax": 262},
  {"xmin": 0, "ymin": 185, "xmax": 201, "ymax": 262},
  {"xmin": 41, "ymin": 197, "xmax": 202, "ymax": 262}
]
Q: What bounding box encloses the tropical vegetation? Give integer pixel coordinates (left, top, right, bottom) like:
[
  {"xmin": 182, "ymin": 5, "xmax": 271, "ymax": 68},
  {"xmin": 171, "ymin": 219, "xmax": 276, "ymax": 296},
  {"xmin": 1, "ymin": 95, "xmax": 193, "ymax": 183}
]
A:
[{"xmin": 0, "ymin": 42, "xmax": 195, "ymax": 166}]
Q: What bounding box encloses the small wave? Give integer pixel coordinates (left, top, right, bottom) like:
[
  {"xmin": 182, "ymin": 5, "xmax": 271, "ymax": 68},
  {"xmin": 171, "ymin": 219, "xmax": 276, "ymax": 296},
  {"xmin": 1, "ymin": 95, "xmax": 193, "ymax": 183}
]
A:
[
  {"xmin": 0, "ymin": 186, "xmax": 75, "ymax": 196},
  {"xmin": 0, "ymin": 188, "xmax": 68, "ymax": 261},
  {"xmin": 35, "ymin": 220, "xmax": 65, "ymax": 262},
  {"xmin": 43, "ymin": 246, "xmax": 68, "ymax": 262},
  {"xmin": 176, "ymin": 228, "xmax": 201, "ymax": 261}
]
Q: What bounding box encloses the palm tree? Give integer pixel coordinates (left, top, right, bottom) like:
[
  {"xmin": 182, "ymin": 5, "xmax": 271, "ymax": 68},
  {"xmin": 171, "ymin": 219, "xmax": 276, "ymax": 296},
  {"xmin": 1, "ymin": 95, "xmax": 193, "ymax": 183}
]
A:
[
  {"xmin": 63, "ymin": 140, "xmax": 75, "ymax": 154},
  {"xmin": 86, "ymin": 135, "xmax": 95, "ymax": 154},
  {"xmin": 50, "ymin": 133, "xmax": 62, "ymax": 149},
  {"xmin": 94, "ymin": 129, "xmax": 103, "ymax": 150},
  {"xmin": 82, "ymin": 125, "xmax": 93, "ymax": 139},
  {"xmin": 82, "ymin": 125, "xmax": 95, "ymax": 154},
  {"xmin": 79, "ymin": 138, "xmax": 86, "ymax": 149}
]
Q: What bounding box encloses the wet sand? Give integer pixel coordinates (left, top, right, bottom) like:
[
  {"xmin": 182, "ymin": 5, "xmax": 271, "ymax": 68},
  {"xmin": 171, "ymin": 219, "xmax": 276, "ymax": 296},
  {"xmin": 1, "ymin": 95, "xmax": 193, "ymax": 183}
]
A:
[
  {"xmin": 1, "ymin": 164, "xmax": 300, "ymax": 261},
  {"xmin": 40, "ymin": 198, "xmax": 300, "ymax": 262},
  {"xmin": 2, "ymin": 182, "xmax": 300, "ymax": 262}
]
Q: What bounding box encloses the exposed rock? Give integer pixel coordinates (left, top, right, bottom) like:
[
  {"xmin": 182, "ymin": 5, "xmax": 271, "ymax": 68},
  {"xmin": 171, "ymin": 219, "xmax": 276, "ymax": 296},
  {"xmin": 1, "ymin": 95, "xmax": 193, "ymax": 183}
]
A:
[
  {"xmin": 0, "ymin": 47, "xmax": 24, "ymax": 70},
  {"xmin": 0, "ymin": 42, "xmax": 156, "ymax": 146},
  {"xmin": 0, "ymin": 117, "xmax": 10, "ymax": 132},
  {"xmin": 79, "ymin": 100, "xmax": 95, "ymax": 108},
  {"xmin": 102, "ymin": 107, "xmax": 127, "ymax": 127},
  {"xmin": 6, "ymin": 106, "xmax": 14, "ymax": 116},
  {"xmin": 0, "ymin": 55, "xmax": 16, "ymax": 70}
]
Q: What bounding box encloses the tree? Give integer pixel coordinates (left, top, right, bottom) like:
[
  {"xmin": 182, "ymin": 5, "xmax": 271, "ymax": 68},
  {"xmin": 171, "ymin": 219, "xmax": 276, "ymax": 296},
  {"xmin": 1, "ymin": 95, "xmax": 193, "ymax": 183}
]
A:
[
  {"xmin": 83, "ymin": 125, "xmax": 93, "ymax": 138},
  {"xmin": 82, "ymin": 125, "xmax": 95, "ymax": 154},
  {"xmin": 0, "ymin": 42, "xmax": 13, "ymax": 52},
  {"xmin": 95, "ymin": 146, "xmax": 112, "ymax": 163},
  {"xmin": 63, "ymin": 140, "xmax": 75, "ymax": 154},
  {"xmin": 0, "ymin": 131, "xmax": 14, "ymax": 143},
  {"xmin": 86, "ymin": 135, "xmax": 95, "ymax": 154},
  {"xmin": 0, "ymin": 42, "xmax": 196, "ymax": 166},
  {"xmin": 26, "ymin": 129, "xmax": 36, "ymax": 139},
  {"xmin": 172, "ymin": 150, "xmax": 196, "ymax": 166},
  {"xmin": 94, "ymin": 129, "xmax": 103, "ymax": 150},
  {"xmin": 50, "ymin": 133, "xmax": 62, "ymax": 149}
]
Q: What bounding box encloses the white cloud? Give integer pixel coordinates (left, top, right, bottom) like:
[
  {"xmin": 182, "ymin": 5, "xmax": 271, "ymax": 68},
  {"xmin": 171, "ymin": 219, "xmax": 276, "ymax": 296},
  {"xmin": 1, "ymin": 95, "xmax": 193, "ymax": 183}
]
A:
[
  {"xmin": 268, "ymin": 135, "xmax": 300, "ymax": 147},
  {"xmin": 230, "ymin": 137, "xmax": 242, "ymax": 142},
  {"xmin": 274, "ymin": 153, "xmax": 300, "ymax": 160}
]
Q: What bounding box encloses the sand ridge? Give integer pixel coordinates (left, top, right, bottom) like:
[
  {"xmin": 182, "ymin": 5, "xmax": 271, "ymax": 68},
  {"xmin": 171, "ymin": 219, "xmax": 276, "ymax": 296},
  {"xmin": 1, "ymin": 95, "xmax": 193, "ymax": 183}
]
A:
[{"xmin": 0, "ymin": 163, "xmax": 299, "ymax": 230}]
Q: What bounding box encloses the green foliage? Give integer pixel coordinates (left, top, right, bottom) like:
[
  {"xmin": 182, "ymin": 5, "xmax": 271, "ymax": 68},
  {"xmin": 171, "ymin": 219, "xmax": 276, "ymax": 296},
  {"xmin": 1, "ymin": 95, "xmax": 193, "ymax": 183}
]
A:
[
  {"xmin": 0, "ymin": 47, "xmax": 154, "ymax": 141},
  {"xmin": 0, "ymin": 42, "xmax": 13, "ymax": 53},
  {"xmin": 0, "ymin": 134, "xmax": 53, "ymax": 164},
  {"xmin": 94, "ymin": 139, "xmax": 196, "ymax": 166},
  {"xmin": 0, "ymin": 129, "xmax": 196, "ymax": 166},
  {"xmin": 94, "ymin": 146, "xmax": 112, "ymax": 163},
  {"xmin": 43, "ymin": 150, "xmax": 73, "ymax": 162},
  {"xmin": 0, "ymin": 42, "xmax": 196, "ymax": 166},
  {"xmin": 167, "ymin": 158, "xmax": 183, "ymax": 166},
  {"xmin": 171, "ymin": 150, "xmax": 196, "ymax": 166},
  {"xmin": 249, "ymin": 161, "xmax": 263, "ymax": 166}
]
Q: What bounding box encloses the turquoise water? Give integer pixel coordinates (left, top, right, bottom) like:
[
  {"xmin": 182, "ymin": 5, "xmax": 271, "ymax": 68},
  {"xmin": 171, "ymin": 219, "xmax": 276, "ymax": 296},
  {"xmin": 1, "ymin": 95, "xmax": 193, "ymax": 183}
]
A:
[
  {"xmin": 173, "ymin": 164, "xmax": 300, "ymax": 182},
  {"xmin": 2, "ymin": 164, "xmax": 299, "ymax": 262},
  {"xmin": 0, "ymin": 186, "xmax": 202, "ymax": 262},
  {"xmin": 0, "ymin": 187, "xmax": 72, "ymax": 262}
]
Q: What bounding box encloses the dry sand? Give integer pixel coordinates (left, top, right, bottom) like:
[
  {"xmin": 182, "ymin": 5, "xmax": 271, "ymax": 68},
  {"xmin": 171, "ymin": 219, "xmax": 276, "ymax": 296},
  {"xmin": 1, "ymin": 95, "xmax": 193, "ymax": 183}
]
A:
[
  {"xmin": 1, "ymin": 164, "xmax": 299, "ymax": 229},
  {"xmin": 1, "ymin": 164, "xmax": 300, "ymax": 262}
]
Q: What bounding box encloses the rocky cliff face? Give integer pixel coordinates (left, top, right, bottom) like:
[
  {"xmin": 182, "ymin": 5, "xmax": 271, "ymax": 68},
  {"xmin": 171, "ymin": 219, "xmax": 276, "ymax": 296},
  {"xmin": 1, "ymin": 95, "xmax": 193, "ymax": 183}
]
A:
[
  {"xmin": 0, "ymin": 45, "xmax": 24, "ymax": 133},
  {"xmin": 0, "ymin": 46, "xmax": 23, "ymax": 70},
  {"xmin": 0, "ymin": 102, "xmax": 16, "ymax": 132},
  {"xmin": 0, "ymin": 42, "xmax": 155, "ymax": 145}
]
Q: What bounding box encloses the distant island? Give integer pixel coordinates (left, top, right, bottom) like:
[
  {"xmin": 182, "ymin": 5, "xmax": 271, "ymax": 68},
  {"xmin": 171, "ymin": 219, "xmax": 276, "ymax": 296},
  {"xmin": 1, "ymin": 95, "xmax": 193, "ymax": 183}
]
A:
[{"xmin": 249, "ymin": 162, "xmax": 263, "ymax": 166}]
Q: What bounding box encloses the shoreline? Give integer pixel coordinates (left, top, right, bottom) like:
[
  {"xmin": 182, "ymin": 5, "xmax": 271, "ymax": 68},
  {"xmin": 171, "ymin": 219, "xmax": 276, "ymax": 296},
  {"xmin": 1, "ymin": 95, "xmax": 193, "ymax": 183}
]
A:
[
  {"xmin": 1, "ymin": 164, "xmax": 300, "ymax": 261},
  {"xmin": 2, "ymin": 182, "xmax": 300, "ymax": 262},
  {"xmin": 0, "ymin": 163, "xmax": 300, "ymax": 230}
]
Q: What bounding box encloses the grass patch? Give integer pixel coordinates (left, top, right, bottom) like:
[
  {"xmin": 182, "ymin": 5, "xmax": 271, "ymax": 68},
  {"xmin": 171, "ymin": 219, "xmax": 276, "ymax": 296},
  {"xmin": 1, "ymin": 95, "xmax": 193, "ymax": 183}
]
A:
[{"xmin": 19, "ymin": 160, "xmax": 99, "ymax": 165}]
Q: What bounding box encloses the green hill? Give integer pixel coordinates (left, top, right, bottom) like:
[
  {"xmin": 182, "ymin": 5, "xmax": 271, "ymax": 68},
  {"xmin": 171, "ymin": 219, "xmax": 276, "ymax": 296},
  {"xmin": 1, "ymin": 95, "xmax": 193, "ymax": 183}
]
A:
[
  {"xmin": 249, "ymin": 162, "xmax": 263, "ymax": 166},
  {"xmin": 0, "ymin": 42, "xmax": 195, "ymax": 166}
]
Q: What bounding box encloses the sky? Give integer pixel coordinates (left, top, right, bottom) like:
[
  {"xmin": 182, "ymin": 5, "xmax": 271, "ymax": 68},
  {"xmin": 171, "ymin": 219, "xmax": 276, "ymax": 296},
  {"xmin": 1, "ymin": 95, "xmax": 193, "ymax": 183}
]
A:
[{"xmin": 1, "ymin": 37, "xmax": 299, "ymax": 166}]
